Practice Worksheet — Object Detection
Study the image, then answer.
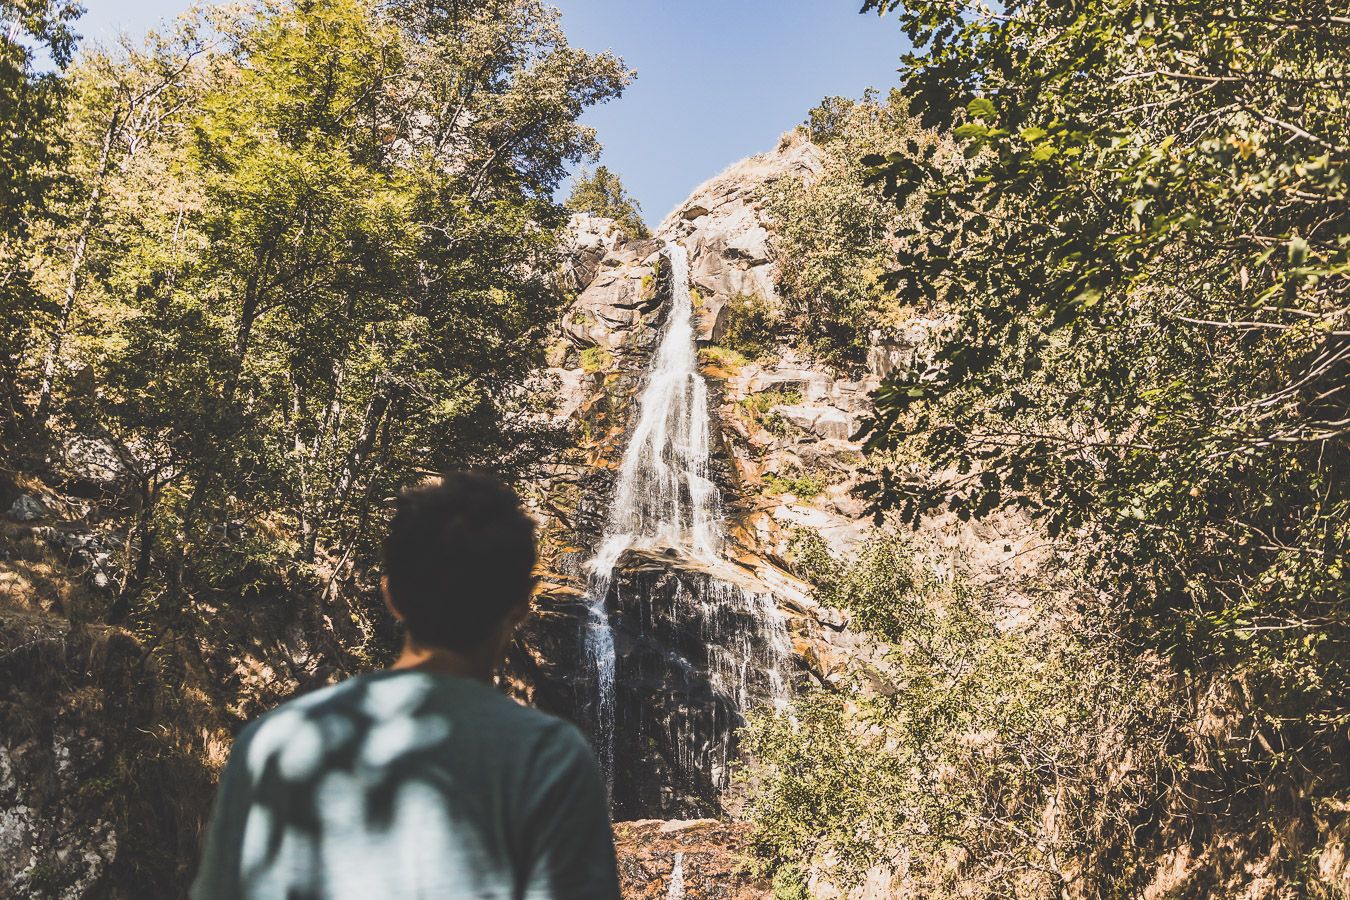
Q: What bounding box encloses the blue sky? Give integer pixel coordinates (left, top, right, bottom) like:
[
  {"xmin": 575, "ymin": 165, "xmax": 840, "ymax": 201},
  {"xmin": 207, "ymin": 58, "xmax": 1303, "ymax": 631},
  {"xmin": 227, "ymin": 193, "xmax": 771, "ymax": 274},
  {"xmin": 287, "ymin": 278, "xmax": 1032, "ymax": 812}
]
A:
[{"xmin": 73, "ymin": 1, "xmax": 909, "ymax": 222}]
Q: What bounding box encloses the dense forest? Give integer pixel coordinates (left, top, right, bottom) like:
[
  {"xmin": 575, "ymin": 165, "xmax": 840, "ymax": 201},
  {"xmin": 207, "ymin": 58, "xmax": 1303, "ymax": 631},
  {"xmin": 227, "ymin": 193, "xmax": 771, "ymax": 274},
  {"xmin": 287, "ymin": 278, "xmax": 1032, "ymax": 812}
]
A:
[{"xmin": 1, "ymin": 0, "xmax": 1346, "ymax": 897}]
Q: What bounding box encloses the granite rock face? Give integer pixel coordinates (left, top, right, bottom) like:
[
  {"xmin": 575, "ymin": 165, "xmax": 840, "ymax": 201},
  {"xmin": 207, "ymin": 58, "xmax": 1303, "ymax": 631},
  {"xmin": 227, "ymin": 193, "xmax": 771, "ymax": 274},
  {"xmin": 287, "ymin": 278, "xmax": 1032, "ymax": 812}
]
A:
[
  {"xmin": 561, "ymin": 212, "xmax": 639, "ymax": 294},
  {"xmin": 660, "ymin": 132, "xmax": 821, "ymax": 347}
]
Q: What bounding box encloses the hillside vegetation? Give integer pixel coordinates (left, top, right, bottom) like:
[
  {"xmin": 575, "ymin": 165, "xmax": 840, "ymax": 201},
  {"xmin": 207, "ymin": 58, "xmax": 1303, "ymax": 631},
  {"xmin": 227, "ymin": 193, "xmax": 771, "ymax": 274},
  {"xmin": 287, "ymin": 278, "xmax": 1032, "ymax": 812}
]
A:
[
  {"xmin": 1, "ymin": 0, "xmax": 627, "ymax": 892},
  {"xmin": 741, "ymin": 0, "xmax": 1348, "ymax": 896},
  {"xmin": 0, "ymin": 0, "xmax": 1344, "ymax": 897}
]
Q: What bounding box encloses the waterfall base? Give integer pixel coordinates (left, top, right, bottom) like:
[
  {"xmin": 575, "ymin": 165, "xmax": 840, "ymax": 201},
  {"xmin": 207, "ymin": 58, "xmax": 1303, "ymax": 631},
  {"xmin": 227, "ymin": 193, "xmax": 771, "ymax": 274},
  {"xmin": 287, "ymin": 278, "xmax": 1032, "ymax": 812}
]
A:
[
  {"xmin": 587, "ymin": 549, "xmax": 791, "ymax": 818},
  {"xmin": 506, "ymin": 548, "xmax": 793, "ymax": 819}
]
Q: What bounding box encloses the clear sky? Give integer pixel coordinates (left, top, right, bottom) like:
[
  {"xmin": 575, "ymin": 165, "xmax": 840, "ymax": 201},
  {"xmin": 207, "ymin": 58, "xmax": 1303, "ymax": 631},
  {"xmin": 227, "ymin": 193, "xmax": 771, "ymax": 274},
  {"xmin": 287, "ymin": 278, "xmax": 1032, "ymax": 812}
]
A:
[{"xmin": 72, "ymin": 0, "xmax": 909, "ymax": 222}]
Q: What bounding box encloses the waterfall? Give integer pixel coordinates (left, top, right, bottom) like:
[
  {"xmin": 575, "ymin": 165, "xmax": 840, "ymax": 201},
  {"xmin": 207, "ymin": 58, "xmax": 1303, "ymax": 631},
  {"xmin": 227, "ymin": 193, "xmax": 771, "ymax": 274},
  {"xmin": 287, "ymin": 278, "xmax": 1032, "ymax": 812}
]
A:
[
  {"xmin": 588, "ymin": 243, "xmax": 720, "ymax": 568},
  {"xmin": 581, "ymin": 241, "xmax": 790, "ymax": 797}
]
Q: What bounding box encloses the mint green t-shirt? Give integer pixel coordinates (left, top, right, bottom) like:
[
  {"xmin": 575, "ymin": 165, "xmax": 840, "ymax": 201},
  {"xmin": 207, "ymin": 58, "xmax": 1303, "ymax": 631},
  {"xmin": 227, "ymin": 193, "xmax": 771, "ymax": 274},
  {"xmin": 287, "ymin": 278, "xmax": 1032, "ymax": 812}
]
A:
[{"xmin": 191, "ymin": 671, "xmax": 619, "ymax": 900}]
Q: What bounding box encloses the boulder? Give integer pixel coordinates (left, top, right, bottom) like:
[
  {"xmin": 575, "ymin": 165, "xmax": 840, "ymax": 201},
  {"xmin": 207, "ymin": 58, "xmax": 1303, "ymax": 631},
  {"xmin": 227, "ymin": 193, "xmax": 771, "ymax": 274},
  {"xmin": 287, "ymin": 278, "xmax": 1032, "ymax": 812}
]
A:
[
  {"xmin": 7, "ymin": 494, "xmax": 49, "ymax": 522},
  {"xmin": 771, "ymin": 404, "xmax": 855, "ymax": 441},
  {"xmin": 695, "ymin": 296, "xmax": 729, "ymax": 344}
]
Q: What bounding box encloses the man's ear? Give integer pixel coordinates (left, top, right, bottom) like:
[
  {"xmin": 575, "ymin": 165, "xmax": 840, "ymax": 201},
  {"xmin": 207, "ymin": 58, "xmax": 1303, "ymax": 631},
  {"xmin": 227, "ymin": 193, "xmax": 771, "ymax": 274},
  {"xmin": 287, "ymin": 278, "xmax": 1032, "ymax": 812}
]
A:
[{"xmin": 382, "ymin": 576, "xmax": 404, "ymax": 622}]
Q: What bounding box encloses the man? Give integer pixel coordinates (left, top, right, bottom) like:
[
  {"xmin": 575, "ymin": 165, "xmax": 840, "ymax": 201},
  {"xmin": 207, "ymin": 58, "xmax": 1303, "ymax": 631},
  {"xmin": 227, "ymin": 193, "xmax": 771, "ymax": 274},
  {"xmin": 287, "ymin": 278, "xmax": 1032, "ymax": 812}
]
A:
[{"xmin": 192, "ymin": 473, "xmax": 620, "ymax": 899}]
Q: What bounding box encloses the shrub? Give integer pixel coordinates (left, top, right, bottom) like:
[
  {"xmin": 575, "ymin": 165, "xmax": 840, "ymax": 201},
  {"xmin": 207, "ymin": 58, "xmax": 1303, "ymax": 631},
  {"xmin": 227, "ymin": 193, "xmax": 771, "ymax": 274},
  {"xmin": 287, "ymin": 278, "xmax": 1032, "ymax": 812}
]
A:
[
  {"xmin": 698, "ymin": 345, "xmax": 748, "ymax": 373},
  {"xmin": 721, "ymin": 292, "xmax": 781, "ymax": 361},
  {"xmin": 740, "ymin": 389, "xmax": 801, "ymax": 419},
  {"xmin": 578, "ymin": 346, "xmax": 613, "ymax": 373},
  {"xmin": 762, "ymin": 471, "xmax": 825, "ymax": 499},
  {"xmin": 743, "ymin": 529, "xmax": 1166, "ymax": 897}
]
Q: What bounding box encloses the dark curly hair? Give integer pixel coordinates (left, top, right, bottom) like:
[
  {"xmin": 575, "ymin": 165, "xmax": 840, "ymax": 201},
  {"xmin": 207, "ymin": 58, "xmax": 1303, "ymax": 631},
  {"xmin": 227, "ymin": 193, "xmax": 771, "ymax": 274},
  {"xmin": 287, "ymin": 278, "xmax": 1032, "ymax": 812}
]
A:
[{"xmin": 382, "ymin": 472, "xmax": 537, "ymax": 652}]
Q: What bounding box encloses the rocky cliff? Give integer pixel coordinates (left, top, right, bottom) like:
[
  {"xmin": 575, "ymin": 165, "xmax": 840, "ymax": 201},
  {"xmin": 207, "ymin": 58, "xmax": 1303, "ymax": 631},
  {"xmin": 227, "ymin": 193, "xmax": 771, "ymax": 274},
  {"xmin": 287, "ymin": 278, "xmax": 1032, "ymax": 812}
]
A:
[{"xmin": 511, "ymin": 130, "xmax": 1050, "ymax": 896}]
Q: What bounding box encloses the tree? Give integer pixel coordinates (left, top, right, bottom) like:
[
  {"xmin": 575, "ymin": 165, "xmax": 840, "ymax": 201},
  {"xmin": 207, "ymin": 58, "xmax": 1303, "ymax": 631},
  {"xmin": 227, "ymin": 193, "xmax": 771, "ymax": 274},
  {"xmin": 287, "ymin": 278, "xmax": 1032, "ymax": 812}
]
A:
[
  {"xmin": 21, "ymin": 0, "xmax": 632, "ymax": 620},
  {"xmin": 565, "ymin": 164, "xmax": 649, "ymax": 238},
  {"xmin": 766, "ymin": 90, "xmax": 932, "ymax": 370},
  {"xmin": 0, "ymin": 0, "xmax": 80, "ymax": 420},
  {"xmin": 857, "ymin": 0, "xmax": 1347, "ymax": 888}
]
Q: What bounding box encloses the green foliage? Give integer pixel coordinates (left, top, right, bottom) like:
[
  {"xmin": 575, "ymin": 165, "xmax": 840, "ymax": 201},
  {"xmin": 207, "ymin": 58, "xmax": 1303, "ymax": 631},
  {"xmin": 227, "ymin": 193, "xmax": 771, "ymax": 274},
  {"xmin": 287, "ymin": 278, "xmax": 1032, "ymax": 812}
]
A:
[
  {"xmin": 697, "ymin": 345, "xmax": 748, "ymax": 372},
  {"xmin": 766, "ymin": 90, "xmax": 936, "ymax": 370},
  {"xmin": 858, "ymin": 0, "xmax": 1348, "ymax": 796},
  {"xmin": 3, "ymin": 0, "xmax": 631, "ymax": 625},
  {"xmin": 0, "ymin": 0, "xmax": 81, "ymax": 414},
  {"xmin": 719, "ymin": 292, "xmax": 780, "ymax": 360},
  {"xmin": 740, "ymin": 388, "xmax": 801, "ymax": 418},
  {"xmin": 578, "ymin": 345, "xmax": 613, "ymax": 373},
  {"xmin": 565, "ymin": 164, "xmax": 649, "ymax": 238},
  {"xmin": 746, "ymin": 529, "xmax": 1163, "ymax": 896},
  {"xmin": 762, "ymin": 470, "xmax": 824, "ymax": 499},
  {"xmin": 737, "ymin": 389, "xmax": 802, "ymax": 441}
]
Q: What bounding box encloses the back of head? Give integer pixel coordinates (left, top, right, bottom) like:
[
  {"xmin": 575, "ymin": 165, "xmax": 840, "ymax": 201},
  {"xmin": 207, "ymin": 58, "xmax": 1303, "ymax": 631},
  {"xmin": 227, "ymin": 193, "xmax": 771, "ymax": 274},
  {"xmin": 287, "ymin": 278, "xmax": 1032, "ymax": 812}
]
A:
[{"xmin": 383, "ymin": 472, "xmax": 537, "ymax": 652}]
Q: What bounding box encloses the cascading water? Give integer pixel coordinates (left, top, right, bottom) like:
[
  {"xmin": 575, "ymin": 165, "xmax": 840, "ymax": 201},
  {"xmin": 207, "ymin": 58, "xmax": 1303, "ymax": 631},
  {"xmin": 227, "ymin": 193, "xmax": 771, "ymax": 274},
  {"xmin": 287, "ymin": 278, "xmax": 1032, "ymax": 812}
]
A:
[
  {"xmin": 581, "ymin": 241, "xmax": 790, "ymax": 801},
  {"xmin": 667, "ymin": 852, "xmax": 686, "ymax": 900}
]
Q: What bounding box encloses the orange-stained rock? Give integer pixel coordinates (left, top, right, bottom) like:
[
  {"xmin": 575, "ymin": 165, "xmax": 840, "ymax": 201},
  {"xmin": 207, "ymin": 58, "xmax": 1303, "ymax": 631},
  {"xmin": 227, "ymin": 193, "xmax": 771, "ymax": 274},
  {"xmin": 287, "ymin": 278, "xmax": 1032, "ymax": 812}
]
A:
[{"xmin": 614, "ymin": 819, "xmax": 771, "ymax": 900}]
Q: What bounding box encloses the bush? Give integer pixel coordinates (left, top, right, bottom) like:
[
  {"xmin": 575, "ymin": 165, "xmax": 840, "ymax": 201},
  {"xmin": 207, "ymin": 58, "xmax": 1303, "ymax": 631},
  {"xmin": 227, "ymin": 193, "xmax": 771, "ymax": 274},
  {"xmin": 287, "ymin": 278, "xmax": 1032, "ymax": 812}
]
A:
[
  {"xmin": 578, "ymin": 346, "xmax": 613, "ymax": 373},
  {"xmin": 740, "ymin": 389, "xmax": 801, "ymax": 419},
  {"xmin": 743, "ymin": 529, "xmax": 1166, "ymax": 897},
  {"xmin": 762, "ymin": 471, "xmax": 824, "ymax": 499},
  {"xmin": 765, "ymin": 90, "xmax": 934, "ymax": 371},
  {"xmin": 720, "ymin": 293, "xmax": 781, "ymax": 361},
  {"xmin": 698, "ymin": 345, "xmax": 748, "ymax": 373}
]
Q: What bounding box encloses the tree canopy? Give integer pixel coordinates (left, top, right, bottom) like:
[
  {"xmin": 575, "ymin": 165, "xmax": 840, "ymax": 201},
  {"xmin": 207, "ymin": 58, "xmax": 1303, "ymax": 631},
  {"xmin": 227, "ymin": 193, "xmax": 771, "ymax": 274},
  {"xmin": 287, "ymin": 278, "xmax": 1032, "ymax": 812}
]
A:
[
  {"xmin": 849, "ymin": 0, "xmax": 1347, "ymax": 887},
  {"xmin": 3, "ymin": 0, "xmax": 631, "ymax": 623}
]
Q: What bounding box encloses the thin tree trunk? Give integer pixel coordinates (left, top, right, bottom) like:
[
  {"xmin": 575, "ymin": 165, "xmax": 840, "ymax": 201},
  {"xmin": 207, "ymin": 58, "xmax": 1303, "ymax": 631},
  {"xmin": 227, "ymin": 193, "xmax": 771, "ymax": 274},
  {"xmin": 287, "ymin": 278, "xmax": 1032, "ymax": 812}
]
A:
[
  {"xmin": 36, "ymin": 112, "xmax": 120, "ymax": 420},
  {"xmin": 108, "ymin": 477, "xmax": 156, "ymax": 624},
  {"xmin": 326, "ymin": 383, "xmax": 390, "ymax": 538},
  {"xmin": 290, "ymin": 374, "xmax": 313, "ymax": 559}
]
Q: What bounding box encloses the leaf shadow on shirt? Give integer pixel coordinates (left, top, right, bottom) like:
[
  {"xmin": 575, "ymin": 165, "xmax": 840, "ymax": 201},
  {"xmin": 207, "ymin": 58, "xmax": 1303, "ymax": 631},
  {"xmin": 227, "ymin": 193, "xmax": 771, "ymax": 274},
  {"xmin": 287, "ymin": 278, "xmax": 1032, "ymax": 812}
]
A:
[{"xmin": 224, "ymin": 676, "xmax": 543, "ymax": 899}]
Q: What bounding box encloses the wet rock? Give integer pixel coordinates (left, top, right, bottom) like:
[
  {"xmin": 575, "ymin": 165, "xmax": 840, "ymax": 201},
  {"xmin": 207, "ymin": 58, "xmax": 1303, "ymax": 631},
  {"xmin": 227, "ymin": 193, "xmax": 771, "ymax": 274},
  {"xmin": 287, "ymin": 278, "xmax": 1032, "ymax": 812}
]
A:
[{"xmin": 581, "ymin": 551, "xmax": 795, "ymax": 819}]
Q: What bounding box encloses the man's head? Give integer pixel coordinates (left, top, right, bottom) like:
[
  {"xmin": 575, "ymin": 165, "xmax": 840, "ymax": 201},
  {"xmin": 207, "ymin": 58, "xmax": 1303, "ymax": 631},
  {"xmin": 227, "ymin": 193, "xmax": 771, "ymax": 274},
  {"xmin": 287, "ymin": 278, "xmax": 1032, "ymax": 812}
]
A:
[{"xmin": 382, "ymin": 472, "xmax": 537, "ymax": 654}]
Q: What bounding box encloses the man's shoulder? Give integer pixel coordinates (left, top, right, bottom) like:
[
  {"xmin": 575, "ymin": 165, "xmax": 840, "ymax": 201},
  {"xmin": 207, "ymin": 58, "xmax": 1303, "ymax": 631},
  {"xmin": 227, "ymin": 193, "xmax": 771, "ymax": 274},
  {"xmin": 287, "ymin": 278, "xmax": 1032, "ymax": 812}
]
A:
[
  {"xmin": 226, "ymin": 677, "xmax": 362, "ymax": 768},
  {"xmin": 235, "ymin": 672, "xmax": 589, "ymax": 765},
  {"xmin": 468, "ymin": 678, "xmax": 592, "ymax": 751}
]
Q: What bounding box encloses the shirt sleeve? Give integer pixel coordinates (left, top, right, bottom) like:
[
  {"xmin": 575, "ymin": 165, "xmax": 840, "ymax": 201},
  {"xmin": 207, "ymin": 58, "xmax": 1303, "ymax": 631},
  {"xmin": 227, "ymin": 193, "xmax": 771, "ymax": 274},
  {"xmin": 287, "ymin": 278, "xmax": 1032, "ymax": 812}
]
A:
[
  {"xmin": 521, "ymin": 722, "xmax": 621, "ymax": 900},
  {"xmin": 189, "ymin": 723, "xmax": 256, "ymax": 900}
]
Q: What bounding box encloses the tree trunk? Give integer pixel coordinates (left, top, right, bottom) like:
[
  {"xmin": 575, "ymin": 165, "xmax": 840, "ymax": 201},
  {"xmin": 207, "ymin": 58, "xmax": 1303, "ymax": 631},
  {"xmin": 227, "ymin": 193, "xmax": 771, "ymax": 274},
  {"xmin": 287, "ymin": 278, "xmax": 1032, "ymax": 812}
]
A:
[
  {"xmin": 324, "ymin": 383, "xmax": 390, "ymax": 550},
  {"xmin": 36, "ymin": 112, "xmax": 120, "ymax": 420}
]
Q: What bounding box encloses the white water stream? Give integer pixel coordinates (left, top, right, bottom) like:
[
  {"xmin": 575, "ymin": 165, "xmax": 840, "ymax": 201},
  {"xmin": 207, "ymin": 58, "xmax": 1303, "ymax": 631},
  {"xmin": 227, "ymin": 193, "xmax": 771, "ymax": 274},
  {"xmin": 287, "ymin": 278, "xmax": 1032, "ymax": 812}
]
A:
[
  {"xmin": 667, "ymin": 852, "xmax": 686, "ymax": 900},
  {"xmin": 581, "ymin": 242, "xmax": 790, "ymax": 792}
]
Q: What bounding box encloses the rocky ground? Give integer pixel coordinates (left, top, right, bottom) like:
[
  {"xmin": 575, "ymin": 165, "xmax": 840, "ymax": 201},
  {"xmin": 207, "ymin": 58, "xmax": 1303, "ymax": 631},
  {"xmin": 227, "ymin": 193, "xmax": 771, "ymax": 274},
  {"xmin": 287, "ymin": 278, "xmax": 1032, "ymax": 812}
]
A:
[{"xmin": 614, "ymin": 819, "xmax": 770, "ymax": 900}]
